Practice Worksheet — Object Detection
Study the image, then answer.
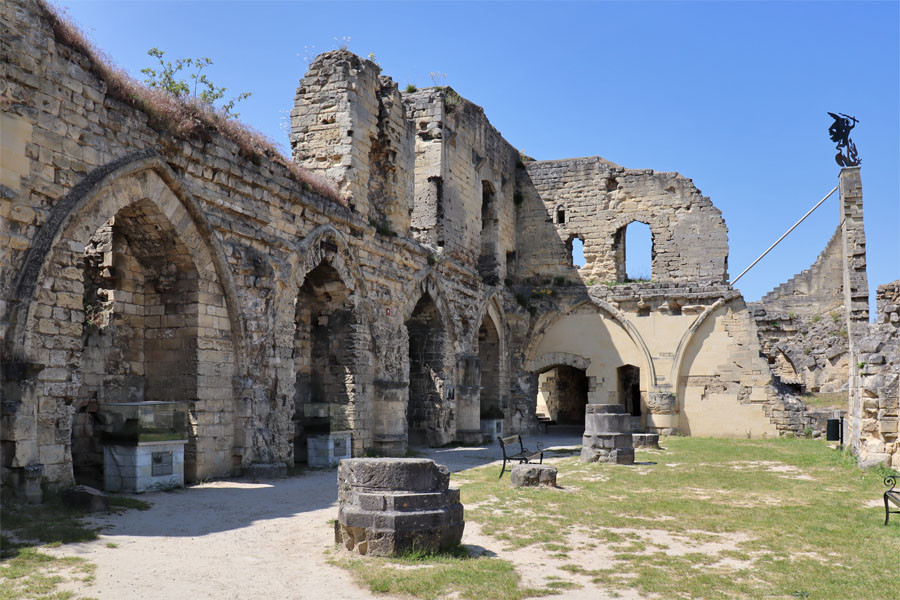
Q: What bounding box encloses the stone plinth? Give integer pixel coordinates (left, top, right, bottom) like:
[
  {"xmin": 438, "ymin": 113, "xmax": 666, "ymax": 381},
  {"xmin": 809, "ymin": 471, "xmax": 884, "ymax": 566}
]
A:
[
  {"xmin": 510, "ymin": 464, "xmax": 557, "ymax": 487},
  {"xmin": 103, "ymin": 440, "xmax": 186, "ymax": 493},
  {"xmin": 581, "ymin": 404, "xmax": 635, "ymax": 465},
  {"xmin": 308, "ymin": 431, "xmax": 352, "ymax": 468},
  {"xmin": 632, "ymin": 433, "xmax": 660, "ymax": 449},
  {"xmin": 335, "ymin": 458, "xmax": 464, "ymax": 556}
]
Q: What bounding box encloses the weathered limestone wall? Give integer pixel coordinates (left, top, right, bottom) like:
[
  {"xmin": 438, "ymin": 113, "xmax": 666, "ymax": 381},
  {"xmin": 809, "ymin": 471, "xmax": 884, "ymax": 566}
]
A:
[
  {"xmin": 517, "ymin": 158, "xmax": 729, "ymax": 284},
  {"xmin": 853, "ymin": 282, "xmax": 899, "ymax": 468},
  {"xmin": 290, "ymin": 50, "xmax": 414, "ymax": 232},
  {"xmin": 402, "ymin": 88, "xmax": 519, "ymax": 284},
  {"xmin": 0, "ymin": 0, "xmax": 501, "ymax": 493}
]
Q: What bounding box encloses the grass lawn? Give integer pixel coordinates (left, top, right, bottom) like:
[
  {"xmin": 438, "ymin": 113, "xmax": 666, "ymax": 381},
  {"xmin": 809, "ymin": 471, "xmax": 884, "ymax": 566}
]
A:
[{"xmin": 337, "ymin": 437, "xmax": 899, "ymax": 600}]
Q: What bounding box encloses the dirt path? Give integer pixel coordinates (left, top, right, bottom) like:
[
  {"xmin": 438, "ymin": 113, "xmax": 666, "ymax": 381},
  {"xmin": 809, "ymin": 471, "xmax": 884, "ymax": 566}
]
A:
[{"xmin": 51, "ymin": 430, "xmax": 588, "ymax": 600}]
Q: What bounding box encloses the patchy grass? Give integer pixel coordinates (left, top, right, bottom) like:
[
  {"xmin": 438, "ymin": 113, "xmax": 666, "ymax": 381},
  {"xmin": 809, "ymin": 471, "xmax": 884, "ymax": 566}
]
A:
[
  {"xmin": 0, "ymin": 547, "xmax": 96, "ymax": 600},
  {"xmin": 800, "ymin": 392, "xmax": 848, "ymax": 411},
  {"xmin": 457, "ymin": 437, "xmax": 899, "ymax": 599},
  {"xmin": 1, "ymin": 490, "xmax": 146, "ymax": 599},
  {"xmin": 108, "ymin": 496, "xmax": 151, "ymax": 512},
  {"xmin": 334, "ymin": 437, "xmax": 899, "ymax": 599},
  {"xmin": 331, "ymin": 545, "xmax": 559, "ymax": 600}
]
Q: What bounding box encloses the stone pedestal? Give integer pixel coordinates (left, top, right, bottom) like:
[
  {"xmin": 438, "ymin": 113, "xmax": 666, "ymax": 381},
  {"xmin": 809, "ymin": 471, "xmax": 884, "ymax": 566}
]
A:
[
  {"xmin": 580, "ymin": 404, "xmax": 635, "ymax": 464},
  {"xmin": 510, "ymin": 464, "xmax": 557, "ymax": 487},
  {"xmin": 104, "ymin": 440, "xmax": 186, "ymax": 493},
  {"xmin": 335, "ymin": 458, "xmax": 464, "ymax": 556},
  {"xmin": 308, "ymin": 431, "xmax": 352, "ymax": 468},
  {"xmin": 480, "ymin": 418, "xmax": 504, "ymax": 443}
]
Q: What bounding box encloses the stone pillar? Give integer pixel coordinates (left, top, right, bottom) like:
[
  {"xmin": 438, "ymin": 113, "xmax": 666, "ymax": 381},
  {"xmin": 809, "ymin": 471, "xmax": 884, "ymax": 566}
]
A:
[
  {"xmin": 645, "ymin": 391, "xmax": 678, "ymax": 435},
  {"xmin": 335, "ymin": 458, "xmax": 464, "ymax": 556},
  {"xmin": 580, "ymin": 404, "xmax": 634, "ymax": 464},
  {"xmin": 839, "ymin": 167, "xmax": 869, "ymax": 454}
]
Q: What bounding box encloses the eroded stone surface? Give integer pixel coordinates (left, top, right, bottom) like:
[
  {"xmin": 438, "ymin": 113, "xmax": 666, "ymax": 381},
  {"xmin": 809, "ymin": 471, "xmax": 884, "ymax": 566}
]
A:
[
  {"xmin": 336, "ymin": 458, "xmax": 464, "ymax": 556},
  {"xmin": 510, "ymin": 463, "xmax": 557, "ymax": 487}
]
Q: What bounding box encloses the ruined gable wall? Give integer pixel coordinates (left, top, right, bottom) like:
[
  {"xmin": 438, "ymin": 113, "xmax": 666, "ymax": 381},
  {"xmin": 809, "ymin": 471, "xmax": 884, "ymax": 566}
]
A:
[
  {"xmin": 403, "ymin": 88, "xmax": 518, "ymax": 282},
  {"xmin": 517, "ymin": 157, "xmax": 729, "ymax": 285},
  {"xmin": 0, "ymin": 0, "xmax": 495, "ymax": 490}
]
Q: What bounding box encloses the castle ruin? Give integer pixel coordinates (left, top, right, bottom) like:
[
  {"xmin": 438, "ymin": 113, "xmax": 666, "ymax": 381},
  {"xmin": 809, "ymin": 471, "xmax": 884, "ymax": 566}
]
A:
[{"xmin": 1, "ymin": 0, "xmax": 896, "ymax": 501}]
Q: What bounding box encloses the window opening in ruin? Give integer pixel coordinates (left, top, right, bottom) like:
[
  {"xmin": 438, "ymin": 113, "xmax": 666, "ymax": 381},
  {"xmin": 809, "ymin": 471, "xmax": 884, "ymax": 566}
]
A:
[
  {"xmin": 478, "ymin": 181, "xmax": 500, "ymax": 285},
  {"xmin": 478, "ymin": 315, "xmax": 502, "ymax": 419},
  {"xmin": 292, "ymin": 262, "xmax": 355, "ymax": 464},
  {"xmin": 615, "ymin": 221, "xmax": 653, "ymax": 282},
  {"xmin": 535, "ymin": 366, "xmax": 588, "ymax": 425},
  {"xmin": 74, "ymin": 202, "xmax": 200, "ymax": 488},
  {"xmin": 406, "ymin": 293, "xmax": 446, "ymax": 446},
  {"xmin": 556, "ymin": 205, "xmax": 566, "ymax": 224},
  {"xmin": 617, "ymin": 365, "xmax": 642, "ymax": 417},
  {"xmin": 568, "ymin": 236, "xmax": 586, "ymax": 268}
]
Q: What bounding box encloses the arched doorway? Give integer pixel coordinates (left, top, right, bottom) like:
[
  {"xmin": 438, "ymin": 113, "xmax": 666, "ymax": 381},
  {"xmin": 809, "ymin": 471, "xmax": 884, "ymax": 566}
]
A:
[
  {"xmin": 617, "ymin": 364, "xmax": 642, "ymax": 418},
  {"xmin": 405, "ymin": 293, "xmax": 448, "ymax": 446},
  {"xmin": 536, "ymin": 366, "xmax": 589, "ymax": 425},
  {"xmin": 291, "ymin": 262, "xmax": 358, "ymax": 463}
]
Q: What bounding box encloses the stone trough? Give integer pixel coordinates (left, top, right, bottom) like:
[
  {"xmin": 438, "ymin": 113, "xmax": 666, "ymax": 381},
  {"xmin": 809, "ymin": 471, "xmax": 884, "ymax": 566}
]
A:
[{"xmin": 335, "ymin": 458, "xmax": 464, "ymax": 556}]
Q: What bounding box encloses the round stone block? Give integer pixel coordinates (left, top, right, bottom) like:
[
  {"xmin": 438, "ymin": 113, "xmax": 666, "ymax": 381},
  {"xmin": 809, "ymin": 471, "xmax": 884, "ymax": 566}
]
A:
[{"xmin": 510, "ymin": 463, "xmax": 557, "ymax": 487}]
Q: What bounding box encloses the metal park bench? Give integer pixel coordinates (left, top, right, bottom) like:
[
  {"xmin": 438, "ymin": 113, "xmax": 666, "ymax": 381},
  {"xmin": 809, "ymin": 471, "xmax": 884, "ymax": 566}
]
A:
[
  {"xmin": 497, "ymin": 434, "xmax": 544, "ymax": 479},
  {"xmin": 884, "ymin": 475, "xmax": 899, "ymax": 526}
]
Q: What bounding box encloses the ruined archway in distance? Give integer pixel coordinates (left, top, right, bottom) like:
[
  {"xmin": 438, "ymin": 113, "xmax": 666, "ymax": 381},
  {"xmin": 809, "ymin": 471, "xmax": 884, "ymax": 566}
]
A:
[
  {"xmin": 291, "ymin": 262, "xmax": 360, "ymax": 464},
  {"xmin": 478, "ymin": 313, "xmax": 502, "ymax": 420},
  {"xmin": 405, "ymin": 292, "xmax": 449, "ymax": 446}
]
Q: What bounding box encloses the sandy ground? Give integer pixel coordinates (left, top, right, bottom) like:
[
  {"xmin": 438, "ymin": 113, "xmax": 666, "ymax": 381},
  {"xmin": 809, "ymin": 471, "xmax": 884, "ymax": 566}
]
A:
[{"xmin": 50, "ymin": 428, "xmax": 648, "ymax": 600}]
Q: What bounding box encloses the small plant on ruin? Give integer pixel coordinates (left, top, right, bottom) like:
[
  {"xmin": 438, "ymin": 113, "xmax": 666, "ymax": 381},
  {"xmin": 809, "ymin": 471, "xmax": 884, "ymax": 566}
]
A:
[
  {"xmin": 553, "ymin": 276, "xmax": 565, "ymax": 287},
  {"xmin": 838, "ymin": 328, "xmax": 848, "ymax": 338},
  {"xmin": 515, "ymin": 293, "xmax": 529, "ymax": 308},
  {"xmin": 427, "ymin": 253, "xmax": 438, "ymax": 267},
  {"xmin": 429, "ymin": 71, "xmax": 447, "ymax": 86},
  {"xmin": 857, "ymin": 361, "xmax": 867, "ymax": 370},
  {"xmin": 368, "ymin": 218, "xmax": 397, "ymax": 237},
  {"xmin": 141, "ymin": 47, "xmax": 251, "ymax": 118},
  {"xmin": 443, "ymin": 88, "xmax": 461, "ymax": 113},
  {"xmin": 812, "ymin": 314, "xmax": 822, "ymax": 323},
  {"xmin": 334, "ymin": 36, "xmax": 351, "ymax": 51},
  {"xmin": 789, "ymin": 311, "xmax": 797, "ymax": 320},
  {"xmin": 831, "ymin": 311, "xmax": 841, "ymax": 323},
  {"xmin": 405, "ymin": 84, "xmax": 418, "ymax": 93},
  {"xmin": 83, "ymin": 303, "xmax": 107, "ymax": 330}
]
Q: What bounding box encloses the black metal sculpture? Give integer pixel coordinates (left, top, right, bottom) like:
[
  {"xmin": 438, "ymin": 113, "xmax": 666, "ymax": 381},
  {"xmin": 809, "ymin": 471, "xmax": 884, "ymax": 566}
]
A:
[{"xmin": 828, "ymin": 112, "xmax": 861, "ymax": 167}]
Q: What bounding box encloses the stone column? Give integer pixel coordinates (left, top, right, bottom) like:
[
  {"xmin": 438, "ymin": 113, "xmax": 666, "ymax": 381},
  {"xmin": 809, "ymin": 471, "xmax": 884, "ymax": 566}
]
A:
[
  {"xmin": 839, "ymin": 167, "xmax": 869, "ymax": 453},
  {"xmin": 645, "ymin": 391, "xmax": 678, "ymax": 435},
  {"xmin": 580, "ymin": 404, "xmax": 634, "ymax": 464}
]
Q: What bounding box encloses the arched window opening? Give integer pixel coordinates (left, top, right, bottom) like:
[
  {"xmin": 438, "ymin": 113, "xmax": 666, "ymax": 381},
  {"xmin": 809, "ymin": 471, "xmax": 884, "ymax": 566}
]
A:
[
  {"xmin": 614, "ymin": 221, "xmax": 653, "ymax": 282},
  {"xmin": 556, "ymin": 205, "xmax": 566, "ymax": 224},
  {"xmin": 568, "ymin": 235, "xmax": 585, "ymax": 268}
]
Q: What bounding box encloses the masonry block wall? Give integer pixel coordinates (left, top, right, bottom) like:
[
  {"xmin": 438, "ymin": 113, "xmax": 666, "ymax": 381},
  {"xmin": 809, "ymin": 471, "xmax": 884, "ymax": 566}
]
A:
[{"xmin": 517, "ymin": 157, "xmax": 729, "ymax": 284}]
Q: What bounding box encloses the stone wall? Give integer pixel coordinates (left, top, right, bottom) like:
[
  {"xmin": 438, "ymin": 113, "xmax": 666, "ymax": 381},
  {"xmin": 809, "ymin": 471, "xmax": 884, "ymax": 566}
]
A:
[
  {"xmin": 517, "ymin": 158, "xmax": 729, "ymax": 285},
  {"xmin": 852, "ymin": 281, "xmax": 899, "ymax": 468}
]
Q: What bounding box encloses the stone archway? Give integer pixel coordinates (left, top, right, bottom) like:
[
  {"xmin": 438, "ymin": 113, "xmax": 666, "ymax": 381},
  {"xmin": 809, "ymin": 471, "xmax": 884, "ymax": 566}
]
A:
[{"xmin": 4, "ymin": 156, "xmax": 240, "ymax": 487}]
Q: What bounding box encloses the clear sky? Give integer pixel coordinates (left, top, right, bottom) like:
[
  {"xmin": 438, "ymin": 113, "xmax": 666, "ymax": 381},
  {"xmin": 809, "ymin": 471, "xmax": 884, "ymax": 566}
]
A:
[{"xmin": 53, "ymin": 0, "xmax": 899, "ymax": 312}]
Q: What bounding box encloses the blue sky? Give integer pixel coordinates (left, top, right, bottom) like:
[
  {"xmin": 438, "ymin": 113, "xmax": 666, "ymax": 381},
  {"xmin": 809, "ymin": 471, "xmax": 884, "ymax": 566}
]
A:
[{"xmin": 54, "ymin": 0, "xmax": 899, "ymax": 311}]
